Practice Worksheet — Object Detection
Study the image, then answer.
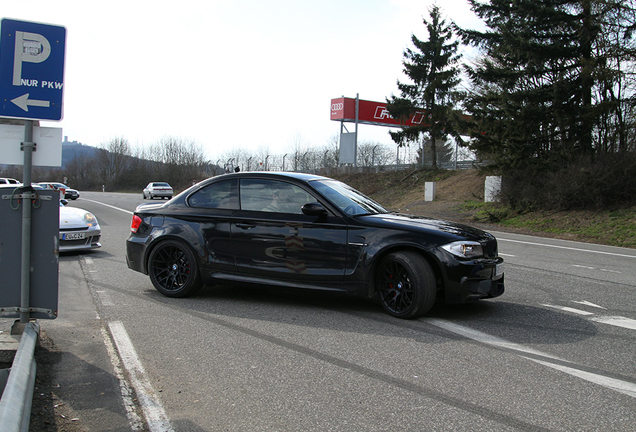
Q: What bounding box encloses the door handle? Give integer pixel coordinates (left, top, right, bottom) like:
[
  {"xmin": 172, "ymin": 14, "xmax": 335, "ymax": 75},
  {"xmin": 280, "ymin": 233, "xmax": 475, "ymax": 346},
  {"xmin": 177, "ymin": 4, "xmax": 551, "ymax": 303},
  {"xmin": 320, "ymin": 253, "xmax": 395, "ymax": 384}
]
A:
[{"xmin": 235, "ymin": 222, "xmax": 256, "ymax": 229}]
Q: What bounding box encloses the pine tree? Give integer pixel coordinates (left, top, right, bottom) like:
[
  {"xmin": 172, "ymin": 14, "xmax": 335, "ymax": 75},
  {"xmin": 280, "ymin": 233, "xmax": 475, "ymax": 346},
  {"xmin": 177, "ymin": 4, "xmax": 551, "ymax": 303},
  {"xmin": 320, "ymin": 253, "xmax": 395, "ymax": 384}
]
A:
[
  {"xmin": 459, "ymin": 0, "xmax": 636, "ymax": 171},
  {"xmin": 386, "ymin": 5, "xmax": 464, "ymax": 169}
]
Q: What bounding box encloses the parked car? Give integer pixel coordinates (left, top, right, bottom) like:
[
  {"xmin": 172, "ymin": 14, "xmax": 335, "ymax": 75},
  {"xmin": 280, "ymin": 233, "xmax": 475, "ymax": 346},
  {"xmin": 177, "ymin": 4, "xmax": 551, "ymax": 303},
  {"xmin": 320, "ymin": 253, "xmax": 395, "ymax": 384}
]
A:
[
  {"xmin": 126, "ymin": 172, "xmax": 504, "ymax": 319},
  {"xmin": 36, "ymin": 182, "xmax": 80, "ymax": 200},
  {"xmin": 142, "ymin": 182, "xmax": 173, "ymax": 200},
  {"xmin": 0, "ymin": 177, "xmax": 20, "ymax": 185},
  {"xmin": 59, "ymin": 201, "xmax": 101, "ymax": 252},
  {"xmin": 0, "ymin": 184, "xmax": 100, "ymax": 252}
]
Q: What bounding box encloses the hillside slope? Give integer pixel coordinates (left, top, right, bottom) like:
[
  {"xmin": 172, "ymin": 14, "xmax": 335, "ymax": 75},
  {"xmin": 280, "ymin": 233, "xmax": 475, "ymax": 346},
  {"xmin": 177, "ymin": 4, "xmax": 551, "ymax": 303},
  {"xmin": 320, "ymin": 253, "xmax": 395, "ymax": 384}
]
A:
[
  {"xmin": 332, "ymin": 168, "xmax": 486, "ymax": 220},
  {"xmin": 331, "ymin": 169, "xmax": 636, "ymax": 248}
]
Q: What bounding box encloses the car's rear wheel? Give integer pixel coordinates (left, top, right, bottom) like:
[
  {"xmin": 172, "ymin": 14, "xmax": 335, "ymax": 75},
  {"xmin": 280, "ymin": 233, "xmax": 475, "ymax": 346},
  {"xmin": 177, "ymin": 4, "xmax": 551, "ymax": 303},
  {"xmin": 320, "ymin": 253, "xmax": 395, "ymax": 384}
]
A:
[
  {"xmin": 148, "ymin": 240, "xmax": 202, "ymax": 297},
  {"xmin": 376, "ymin": 251, "xmax": 436, "ymax": 319}
]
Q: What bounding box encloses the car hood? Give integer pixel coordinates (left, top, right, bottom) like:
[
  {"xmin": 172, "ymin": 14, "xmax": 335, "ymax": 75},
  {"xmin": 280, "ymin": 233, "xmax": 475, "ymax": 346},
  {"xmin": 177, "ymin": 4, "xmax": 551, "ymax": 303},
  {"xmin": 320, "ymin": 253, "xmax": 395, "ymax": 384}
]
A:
[
  {"xmin": 60, "ymin": 206, "xmax": 97, "ymax": 229},
  {"xmin": 357, "ymin": 212, "xmax": 495, "ymax": 242}
]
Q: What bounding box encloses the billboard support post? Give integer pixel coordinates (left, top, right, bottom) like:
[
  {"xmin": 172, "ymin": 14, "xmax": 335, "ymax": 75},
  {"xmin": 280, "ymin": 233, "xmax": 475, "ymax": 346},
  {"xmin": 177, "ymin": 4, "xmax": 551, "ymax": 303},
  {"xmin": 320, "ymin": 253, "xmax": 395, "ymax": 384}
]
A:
[{"xmin": 354, "ymin": 94, "xmax": 359, "ymax": 167}]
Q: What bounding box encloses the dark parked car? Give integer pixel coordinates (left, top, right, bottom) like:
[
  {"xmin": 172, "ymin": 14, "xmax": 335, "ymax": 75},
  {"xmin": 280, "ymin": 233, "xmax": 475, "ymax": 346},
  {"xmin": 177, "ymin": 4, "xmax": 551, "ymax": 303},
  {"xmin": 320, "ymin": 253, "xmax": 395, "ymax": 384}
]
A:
[
  {"xmin": 126, "ymin": 172, "xmax": 504, "ymax": 318},
  {"xmin": 36, "ymin": 182, "xmax": 80, "ymax": 200}
]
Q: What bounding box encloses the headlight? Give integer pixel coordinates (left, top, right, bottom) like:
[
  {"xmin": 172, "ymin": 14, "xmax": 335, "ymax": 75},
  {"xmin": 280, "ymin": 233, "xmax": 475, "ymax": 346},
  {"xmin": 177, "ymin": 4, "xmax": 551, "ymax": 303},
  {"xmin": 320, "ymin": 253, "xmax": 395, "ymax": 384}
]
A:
[
  {"xmin": 83, "ymin": 212, "xmax": 99, "ymax": 227},
  {"xmin": 441, "ymin": 241, "xmax": 483, "ymax": 259}
]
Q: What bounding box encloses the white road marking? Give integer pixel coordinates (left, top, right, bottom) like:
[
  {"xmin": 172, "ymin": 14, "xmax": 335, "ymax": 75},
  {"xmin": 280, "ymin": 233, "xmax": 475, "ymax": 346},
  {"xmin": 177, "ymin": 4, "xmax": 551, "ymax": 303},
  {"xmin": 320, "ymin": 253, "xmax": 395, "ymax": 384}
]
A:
[
  {"xmin": 572, "ymin": 264, "xmax": 621, "ymax": 274},
  {"xmin": 498, "ymin": 253, "xmax": 516, "ymax": 257},
  {"xmin": 96, "ymin": 291, "xmax": 115, "ymax": 306},
  {"xmin": 543, "ymin": 303, "xmax": 636, "ymax": 331},
  {"xmin": 108, "ymin": 321, "xmax": 174, "ymax": 432},
  {"xmin": 572, "ymin": 300, "xmax": 606, "ymax": 309},
  {"xmin": 591, "ymin": 316, "xmax": 636, "ymax": 331},
  {"xmin": 541, "ymin": 304, "xmax": 595, "ymax": 316},
  {"xmin": 425, "ymin": 318, "xmax": 563, "ymax": 360},
  {"xmin": 101, "ymin": 327, "xmax": 144, "ymax": 431},
  {"xmin": 498, "ymin": 237, "xmax": 636, "ymax": 259},
  {"xmin": 426, "ymin": 319, "xmax": 636, "ymax": 399},
  {"xmin": 81, "ymin": 198, "xmax": 134, "ymax": 215},
  {"xmin": 525, "ymin": 357, "xmax": 636, "ymax": 399}
]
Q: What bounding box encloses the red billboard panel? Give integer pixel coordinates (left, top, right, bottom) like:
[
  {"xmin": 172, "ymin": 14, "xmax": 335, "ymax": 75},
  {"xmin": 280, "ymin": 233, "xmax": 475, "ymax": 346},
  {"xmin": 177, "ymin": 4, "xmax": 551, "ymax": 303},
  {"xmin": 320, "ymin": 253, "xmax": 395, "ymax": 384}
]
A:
[{"xmin": 330, "ymin": 97, "xmax": 428, "ymax": 128}]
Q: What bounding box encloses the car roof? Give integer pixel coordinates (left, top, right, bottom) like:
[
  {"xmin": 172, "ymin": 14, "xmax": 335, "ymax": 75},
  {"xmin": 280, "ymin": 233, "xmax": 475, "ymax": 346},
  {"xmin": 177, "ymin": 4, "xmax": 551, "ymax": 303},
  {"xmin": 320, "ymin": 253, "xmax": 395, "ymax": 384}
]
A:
[{"xmin": 209, "ymin": 171, "xmax": 329, "ymax": 183}]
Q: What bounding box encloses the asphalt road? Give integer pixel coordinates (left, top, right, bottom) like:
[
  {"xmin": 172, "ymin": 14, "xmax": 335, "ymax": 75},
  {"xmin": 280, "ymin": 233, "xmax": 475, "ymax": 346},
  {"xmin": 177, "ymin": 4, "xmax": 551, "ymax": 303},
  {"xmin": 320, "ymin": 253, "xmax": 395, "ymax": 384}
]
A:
[{"xmin": 12, "ymin": 191, "xmax": 636, "ymax": 431}]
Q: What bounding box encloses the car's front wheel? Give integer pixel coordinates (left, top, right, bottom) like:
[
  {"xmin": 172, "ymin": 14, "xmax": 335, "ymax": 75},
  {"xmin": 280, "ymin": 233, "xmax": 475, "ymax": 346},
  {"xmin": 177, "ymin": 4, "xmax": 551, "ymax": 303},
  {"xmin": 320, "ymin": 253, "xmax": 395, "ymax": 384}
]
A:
[
  {"xmin": 376, "ymin": 251, "xmax": 437, "ymax": 319},
  {"xmin": 148, "ymin": 240, "xmax": 202, "ymax": 297}
]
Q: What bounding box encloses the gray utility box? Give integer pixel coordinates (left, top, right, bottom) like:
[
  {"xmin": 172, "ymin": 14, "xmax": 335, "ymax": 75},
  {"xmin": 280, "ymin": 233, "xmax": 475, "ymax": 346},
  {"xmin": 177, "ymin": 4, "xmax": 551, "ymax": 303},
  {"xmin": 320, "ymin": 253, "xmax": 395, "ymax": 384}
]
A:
[{"xmin": 0, "ymin": 189, "xmax": 59, "ymax": 319}]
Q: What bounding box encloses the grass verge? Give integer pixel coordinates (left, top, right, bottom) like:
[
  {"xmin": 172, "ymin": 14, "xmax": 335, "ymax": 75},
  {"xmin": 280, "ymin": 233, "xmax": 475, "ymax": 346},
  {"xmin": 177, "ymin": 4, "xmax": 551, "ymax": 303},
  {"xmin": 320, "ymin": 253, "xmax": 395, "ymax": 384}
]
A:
[{"xmin": 462, "ymin": 201, "xmax": 636, "ymax": 248}]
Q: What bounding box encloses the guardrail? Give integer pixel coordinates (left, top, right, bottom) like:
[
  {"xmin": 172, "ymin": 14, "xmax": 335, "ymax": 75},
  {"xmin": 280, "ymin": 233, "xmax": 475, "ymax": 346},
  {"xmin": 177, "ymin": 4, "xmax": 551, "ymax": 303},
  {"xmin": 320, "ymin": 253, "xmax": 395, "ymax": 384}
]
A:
[{"xmin": 0, "ymin": 321, "xmax": 40, "ymax": 432}]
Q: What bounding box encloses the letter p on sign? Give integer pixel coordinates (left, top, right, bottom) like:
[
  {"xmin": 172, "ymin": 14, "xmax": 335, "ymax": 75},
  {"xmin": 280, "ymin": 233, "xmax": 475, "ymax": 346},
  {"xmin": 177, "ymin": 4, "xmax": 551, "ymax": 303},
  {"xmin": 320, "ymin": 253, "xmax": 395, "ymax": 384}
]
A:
[{"xmin": 13, "ymin": 31, "xmax": 51, "ymax": 85}]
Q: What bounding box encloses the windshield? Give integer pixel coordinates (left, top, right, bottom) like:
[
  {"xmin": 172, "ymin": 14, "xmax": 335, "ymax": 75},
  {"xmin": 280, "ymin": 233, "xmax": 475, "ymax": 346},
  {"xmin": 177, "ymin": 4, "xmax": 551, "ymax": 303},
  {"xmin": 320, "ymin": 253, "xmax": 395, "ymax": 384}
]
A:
[{"xmin": 311, "ymin": 179, "xmax": 388, "ymax": 216}]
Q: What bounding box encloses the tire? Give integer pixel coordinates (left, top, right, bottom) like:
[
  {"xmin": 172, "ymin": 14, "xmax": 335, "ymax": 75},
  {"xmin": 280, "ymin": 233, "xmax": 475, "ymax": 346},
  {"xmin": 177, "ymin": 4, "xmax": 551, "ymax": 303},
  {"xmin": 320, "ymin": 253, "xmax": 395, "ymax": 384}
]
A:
[
  {"xmin": 376, "ymin": 251, "xmax": 437, "ymax": 319},
  {"xmin": 148, "ymin": 240, "xmax": 203, "ymax": 297},
  {"xmin": 142, "ymin": 193, "xmax": 146, "ymax": 199}
]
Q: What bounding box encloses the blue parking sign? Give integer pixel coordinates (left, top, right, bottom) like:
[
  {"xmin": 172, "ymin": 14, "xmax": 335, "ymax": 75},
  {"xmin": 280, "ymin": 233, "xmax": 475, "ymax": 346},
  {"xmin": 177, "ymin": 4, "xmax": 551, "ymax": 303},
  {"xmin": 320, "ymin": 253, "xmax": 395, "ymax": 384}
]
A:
[{"xmin": 0, "ymin": 19, "xmax": 66, "ymax": 121}]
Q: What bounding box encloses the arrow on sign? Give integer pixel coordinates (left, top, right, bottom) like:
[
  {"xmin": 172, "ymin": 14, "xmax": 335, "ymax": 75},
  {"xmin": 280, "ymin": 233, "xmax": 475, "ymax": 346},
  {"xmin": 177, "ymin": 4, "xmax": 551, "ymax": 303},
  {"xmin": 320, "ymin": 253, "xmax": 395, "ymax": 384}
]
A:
[{"xmin": 11, "ymin": 93, "xmax": 51, "ymax": 112}]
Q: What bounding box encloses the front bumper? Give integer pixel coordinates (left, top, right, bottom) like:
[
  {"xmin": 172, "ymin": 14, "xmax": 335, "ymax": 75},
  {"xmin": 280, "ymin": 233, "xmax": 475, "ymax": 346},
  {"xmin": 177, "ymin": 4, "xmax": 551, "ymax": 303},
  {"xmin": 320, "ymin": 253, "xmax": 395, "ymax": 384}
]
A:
[
  {"xmin": 443, "ymin": 257, "xmax": 505, "ymax": 304},
  {"xmin": 59, "ymin": 231, "xmax": 101, "ymax": 252}
]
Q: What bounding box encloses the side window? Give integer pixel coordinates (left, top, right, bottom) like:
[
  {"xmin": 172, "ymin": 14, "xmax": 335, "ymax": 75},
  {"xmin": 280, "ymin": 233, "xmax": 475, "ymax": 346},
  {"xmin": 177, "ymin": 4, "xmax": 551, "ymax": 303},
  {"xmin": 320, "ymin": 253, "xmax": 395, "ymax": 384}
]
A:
[
  {"xmin": 187, "ymin": 179, "xmax": 238, "ymax": 209},
  {"xmin": 240, "ymin": 179, "xmax": 314, "ymax": 214}
]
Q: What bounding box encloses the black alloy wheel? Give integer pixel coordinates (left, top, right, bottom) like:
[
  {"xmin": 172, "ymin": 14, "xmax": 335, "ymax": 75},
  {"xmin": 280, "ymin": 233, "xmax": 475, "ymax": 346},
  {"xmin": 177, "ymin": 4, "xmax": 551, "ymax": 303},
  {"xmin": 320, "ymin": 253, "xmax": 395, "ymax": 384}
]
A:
[
  {"xmin": 376, "ymin": 251, "xmax": 436, "ymax": 319},
  {"xmin": 148, "ymin": 240, "xmax": 203, "ymax": 297}
]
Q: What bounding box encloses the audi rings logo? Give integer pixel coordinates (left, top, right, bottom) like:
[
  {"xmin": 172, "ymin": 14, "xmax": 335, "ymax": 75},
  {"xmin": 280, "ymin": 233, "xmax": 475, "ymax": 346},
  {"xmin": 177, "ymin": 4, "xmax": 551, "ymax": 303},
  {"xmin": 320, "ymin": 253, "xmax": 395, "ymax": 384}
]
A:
[{"xmin": 331, "ymin": 102, "xmax": 344, "ymax": 111}]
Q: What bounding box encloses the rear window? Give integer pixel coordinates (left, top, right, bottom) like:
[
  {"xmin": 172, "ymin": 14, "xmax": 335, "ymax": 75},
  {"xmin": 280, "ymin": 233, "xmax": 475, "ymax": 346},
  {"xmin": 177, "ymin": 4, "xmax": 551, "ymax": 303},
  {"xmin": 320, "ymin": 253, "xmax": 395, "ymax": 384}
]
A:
[
  {"xmin": 153, "ymin": 182, "xmax": 171, "ymax": 187},
  {"xmin": 188, "ymin": 179, "xmax": 238, "ymax": 209}
]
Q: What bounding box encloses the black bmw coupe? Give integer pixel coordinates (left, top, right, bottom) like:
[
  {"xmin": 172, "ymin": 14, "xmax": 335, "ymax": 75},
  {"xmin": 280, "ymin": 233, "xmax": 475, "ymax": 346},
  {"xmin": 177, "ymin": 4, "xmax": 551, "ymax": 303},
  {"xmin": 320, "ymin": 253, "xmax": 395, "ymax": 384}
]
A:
[{"xmin": 126, "ymin": 172, "xmax": 504, "ymax": 319}]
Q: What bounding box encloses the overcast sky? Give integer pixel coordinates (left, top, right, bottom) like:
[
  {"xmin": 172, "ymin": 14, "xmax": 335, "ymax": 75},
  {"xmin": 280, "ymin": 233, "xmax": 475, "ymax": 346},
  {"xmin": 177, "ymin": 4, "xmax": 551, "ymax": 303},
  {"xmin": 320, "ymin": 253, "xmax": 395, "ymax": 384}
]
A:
[{"xmin": 3, "ymin": 0, "xmax": 483, "ymax": 161}]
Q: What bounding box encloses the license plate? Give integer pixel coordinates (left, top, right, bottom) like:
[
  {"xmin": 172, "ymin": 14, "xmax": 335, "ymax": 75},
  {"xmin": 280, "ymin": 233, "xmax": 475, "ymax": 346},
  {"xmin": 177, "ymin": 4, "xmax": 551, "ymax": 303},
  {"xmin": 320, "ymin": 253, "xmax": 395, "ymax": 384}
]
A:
[
  {"xmin": 495, "ymin": 263, "xmax": 504, "ymax": 277},
  {"xmin": 62, "ymin": 232, "xmax": 85, "ymax": 240}
]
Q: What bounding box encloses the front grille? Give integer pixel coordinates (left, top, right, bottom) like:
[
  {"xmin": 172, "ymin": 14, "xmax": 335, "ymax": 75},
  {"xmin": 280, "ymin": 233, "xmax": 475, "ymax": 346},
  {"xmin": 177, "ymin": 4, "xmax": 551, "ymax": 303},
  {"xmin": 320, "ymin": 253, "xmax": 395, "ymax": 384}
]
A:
[{"xmin": 60, "ymin": 235, "xmax": 101, "ymax": 248}]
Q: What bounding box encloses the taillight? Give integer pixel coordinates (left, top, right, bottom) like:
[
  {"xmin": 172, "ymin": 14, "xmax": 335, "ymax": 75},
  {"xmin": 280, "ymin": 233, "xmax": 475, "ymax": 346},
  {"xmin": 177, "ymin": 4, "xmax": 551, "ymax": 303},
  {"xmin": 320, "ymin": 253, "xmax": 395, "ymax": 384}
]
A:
[{"xmin": 130, "ymin": 215, "xmax": 143, "ymax": 233}]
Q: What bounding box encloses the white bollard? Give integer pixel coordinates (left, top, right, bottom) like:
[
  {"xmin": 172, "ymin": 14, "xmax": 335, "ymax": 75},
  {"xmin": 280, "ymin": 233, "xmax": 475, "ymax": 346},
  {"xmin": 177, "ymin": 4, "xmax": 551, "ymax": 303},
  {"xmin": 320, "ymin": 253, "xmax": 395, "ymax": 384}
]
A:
[
  {"xmin": 485, "ymin": 176, "xmax": 502, "ymax": 202},
  {"xmin": 425, "ymin": 182, "xmax": 436, "ymax": 201}
]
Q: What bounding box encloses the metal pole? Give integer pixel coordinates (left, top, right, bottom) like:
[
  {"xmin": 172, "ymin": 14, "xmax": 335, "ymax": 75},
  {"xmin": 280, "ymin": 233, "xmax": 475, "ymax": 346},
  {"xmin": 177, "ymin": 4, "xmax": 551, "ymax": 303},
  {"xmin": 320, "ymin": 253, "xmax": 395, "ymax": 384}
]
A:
[
  {"xmin": 20, "ymin": 121, "xmax": 35, "ymax": 324},
  {"xmin": 454, "ymin": 140, "xmax": 458, "ymax": 170}
]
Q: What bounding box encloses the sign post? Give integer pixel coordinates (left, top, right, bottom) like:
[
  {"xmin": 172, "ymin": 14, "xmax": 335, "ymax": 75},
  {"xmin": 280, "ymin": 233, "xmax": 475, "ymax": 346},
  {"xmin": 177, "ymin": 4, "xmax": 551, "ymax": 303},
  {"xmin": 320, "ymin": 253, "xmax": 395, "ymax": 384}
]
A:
[{"xmin": 0, "ymin": 19, "xmax": 66, "ymax": 324}]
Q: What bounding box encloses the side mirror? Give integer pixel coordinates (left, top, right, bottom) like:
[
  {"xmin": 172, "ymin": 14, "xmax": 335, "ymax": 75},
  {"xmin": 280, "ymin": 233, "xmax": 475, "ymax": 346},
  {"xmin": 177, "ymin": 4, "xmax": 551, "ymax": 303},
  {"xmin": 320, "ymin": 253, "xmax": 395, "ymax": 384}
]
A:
[
  {"xmin": 60, "ymin": 199, "xmax": 69, "ymax": 206},
  {"xmin": 302, "ymin": 202, "xmax": 328, "ymax": 217}
]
